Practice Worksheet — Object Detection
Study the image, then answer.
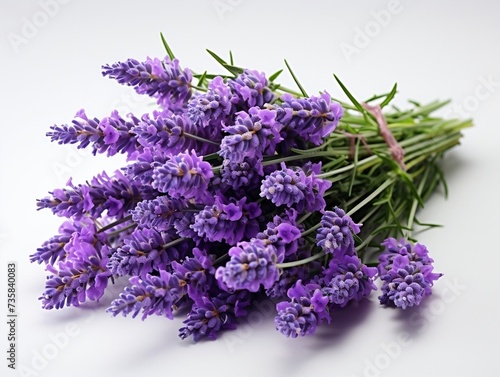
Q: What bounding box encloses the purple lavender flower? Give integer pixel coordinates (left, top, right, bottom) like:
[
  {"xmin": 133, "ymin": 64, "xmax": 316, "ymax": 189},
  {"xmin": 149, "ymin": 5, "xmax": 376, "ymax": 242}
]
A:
[
  {"xmin": 227, "ymin": 69, "xmax": 276, "ymax": 110},
  {"xmin": 87, "ymin": 170, "xmax": 157, "ymax": 218},
  {"xmin": 133, "ymin": 111, "xmax": 217, "ymax": 156},
  {"xmin": 266, "ymin": 265, "xmax": 311, "ymax": 299},
  {"xmin": 172, "ymin": 211, "xmax": 200, "ymax": 240},
  {"xmin": 377, "ymin": 238, "xmax": 442, "ymax": 309},
  {"xmin": 151, "ymin": 150, "xmax": 214, "ymax": 203},
  {"xmin": 260, "ymin": 163, "xmax": 306, "ymax": 208},
  {"xmin": 47, "ymin": 109, "xmax": 141, "ymax": 158},
  {"xmin": 178, "ymin": 288, "xmax": 252, "ymax": 341},
  {"xmin": 107, "ymin": 270, "xmax": 187, "ymax": 320},
  {"xmin": 172, "ymin": 248, "xmax": 215, "ymax": 299},
  {"xmin": 102, "ymin": 56, "xmax": 192, "ymax": 110},
  {"xmin": 41, "ymin": 258, "xmax": 111, "ymax": 310},
  {"xmin": 378, "ymin": 237, "xmax": 437, "ymax": 272},
  {"xmin": 302, "ymin": 161, "xmax": 333, "ymax": 211},
  {"xmin": 32, "ymin": 216, "xmax": 109, "ymax": 266},
  {"xmin": 37, "ymin": 170, "xmax": 156, "ymax": 220},
  {"xmin": 256, "ymin": 209, "xmax": 302, "ymax": 257},
  {"xmin": 107, "ymin": 227, "xmax": 186, "ymax": 278},
  {"xmin": 219, "ymin": 107, "xmax": 282, "ymax": 163},
  {"xmin": 274, "ymin": 280, "xmax": 329, "ymax": 338},
  {"xmin": 40, "ymin": 226, "xmax": 111, "ymax": 310},
  {"xmin": 37, "ymin": 179, "xmax": 92, "ymax": 219},
  {"xmin": 223, "ymin": 289, "xmax": 253, "ymax": 318},
  {"xmin": 187, "ymin": 76, "xmax": 235, "ymax": 131},
  {"xmin": 260, "ymin": 162, "xmax": 332, "ymax": 213},
  {"xmin": 273, "ymin": 91, "xmax": 343, "ymax": 146},
  {"xmin": 192, "ymin": 194, "xmax": 262, "ymax": 245},
  {"xmin": 316, "ymin": 207, "xmax": 361, "ymax": 257},
  {"xmin": 320, "ymin": 254, "xmax": 377, "ymax": 308},
  {"xmin": 216, "ymin": 239, "xmax": 283, "ymax": 292},
  {"xmin": 30, "ymin": 221, "xmax": 76, "ymax": 265},
  {"xmin": 178, "ymin": 295, "xmax": 233, "ymax": 341},
  {"xmin": 122, "ymin": 147, "xmax": 169, "ymax": 185},
  {"xmin": 130, "ymin": 196, "xmax": 189, "ymax": 231},
  {"xmin": 220, "ymin": 156, "xmax": 264, "ymax": 192}
]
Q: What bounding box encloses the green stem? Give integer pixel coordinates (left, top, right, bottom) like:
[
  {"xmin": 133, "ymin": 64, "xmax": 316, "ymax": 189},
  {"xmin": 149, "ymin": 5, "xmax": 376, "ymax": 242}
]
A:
[
  {"xmin": 213, "ymin": 253, "xmax": 229, "ymax": 266},
  {"xmin": 404, "ymin": 165, "xmax": 431, "ymax": 239},
  {"xmin": 317, "ymin": 155, "xmax": 379, "ymax": 178},
  {"xmin": 184, "ymin": 132, "xmax": 220, "ymax": 146},
  {"xmin": 276, "ymin": 250, "xmax": 326, "ymax": 269},
  {"xmin": 98, "ymin": 215, "xmax": 132, "ymax": 233},
  {"xmin": 297, "ymin": 212, "xmax": 312, "ymax": 225},
  {"xmin": 161, "ymin": 237, "xmax": 185, "ymax": 249},
  {"xmin": 346, "ymin": 177, "xmax": 395, "ymax": 217},
  {"xmin": 261, "ymin": 150, "xmax": 344, "ymax": 167},
  {"xmin": 106, "ymin": 222, "xmax": 137, "ymax": 238}
]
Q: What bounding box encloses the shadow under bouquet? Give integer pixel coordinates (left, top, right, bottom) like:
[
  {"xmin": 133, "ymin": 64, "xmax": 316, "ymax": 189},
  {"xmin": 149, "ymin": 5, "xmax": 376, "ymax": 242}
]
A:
[{"xmin": 31, "ymin": 35, "xmax": 472, "ymax": 341}]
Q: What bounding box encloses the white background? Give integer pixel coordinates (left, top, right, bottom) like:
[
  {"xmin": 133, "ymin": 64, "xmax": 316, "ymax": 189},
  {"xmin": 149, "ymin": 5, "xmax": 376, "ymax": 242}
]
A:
[{"xmin": 1, "ymin": 1, "xmax": 499, "ymax": 376}]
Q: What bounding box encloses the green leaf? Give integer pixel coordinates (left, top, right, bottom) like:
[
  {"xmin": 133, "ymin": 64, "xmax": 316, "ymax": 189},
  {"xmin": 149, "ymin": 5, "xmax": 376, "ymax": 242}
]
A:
[
  {"xmin": 348, "ymin": 137, "xmax": 360, "ymax": 196},
  {"xmin": 206, "ymin": 49, "xmax": 243, "ymax": 76},
  {"xmin": 379, "ymin": 83, "xmax": 398, "ymax": 108},
  {"xmin": 269, "ymin": 69, "xmax": 284, "ymax": 82},
  {"xmin": 333, "ymin": 74, "xmax": 365, "ymax": 113},
  {"xmin": 284, "ymin": 59, "xmax": 308, "ymax": 97},
  {"xmin": 194, "ymin": 73, "xmax": 230, "ymax": 80},
  {"xmin": 398, "ymin": 170, "xmax": 425, "ymax": 207},
  {"xmin": 414, "ymin": 218, "xmax": 443, "ymax": 228},
  {"xmin": 223, "ymin": 64, "xmax": 244, "ymax": 76},
  {"xmin": 197, "ymin": 70, "xmax": 208, "ymax": 87},
  {"xmin": 206, "ymin": 49, "xmax": 228, "ymax": 66},
  {"xmin": 365, "ymin": 91, "xmax": 393, "ymax": 103},
  {"xmin": 160, "ymin": 32, "xmax": 176, "ymax": 60},
  {"xmin": 432, "ymin": 161, "xmax": 449, "ymax": 198},
  {"xmin": 229, "ymin": 50, "xmax": 234, "ymax": 65}
]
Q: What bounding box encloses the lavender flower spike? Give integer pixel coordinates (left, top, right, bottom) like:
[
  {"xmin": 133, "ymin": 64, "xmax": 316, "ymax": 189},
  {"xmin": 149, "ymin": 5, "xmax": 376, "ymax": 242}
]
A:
[
  {"xmin": 216, "ymin": 239, "xmax": 283, "ymax": 292},
  {"xmin": 260, "ymin": 162, "xmax": 332, "ymax": 213},
  {"xmin": 274, "ymin": 91, "xmax": 343, "ymax": 146},
  {"xmin": 107, "ymin": 270, "xmax": 186, "ymax": 320},
  {"xmin": 40, "ymin": 238, "xmax": 111, "ymax": 310},
  {"xmin": 227, "ymin": 69, "xmax": 276, "ymax": 110},
  {"xmin": 152, "ymin": 150, "xmax": 214, "ymax": 203},
  {"xmin": 102, "ymin": 56, "xmax": 192, "ymax": 109},
  {"xmin": 219, "ymin": 107, "xmax": 282, "ymax": 163},
  {"xmin": 187, "ymin": 76, "xmax": 235, "ymax": 130},
  {"xmin": 179, "ymin": 295, "xmax": 233, "ymax": 341},
  {"xmin": 192, "ymin": 194, "xmax": 262, "ymax": 245},
  {"xmin": 316, "ymin": 207, "xmax": 361, "ymax": 257},
  {"xmin": 377, "ymin": 238, "xmax": 442, "ymax": 309},
  {"xmin": 320, "ymin": 254, "xmax": 377, "ymax": 308},
  {"xmin": 46, "ymin": 109, "xmax": 141, "ymax": 157},
  {"xmin": 275, "ymin": 280, "xmax": 329, "ymax": 338}
]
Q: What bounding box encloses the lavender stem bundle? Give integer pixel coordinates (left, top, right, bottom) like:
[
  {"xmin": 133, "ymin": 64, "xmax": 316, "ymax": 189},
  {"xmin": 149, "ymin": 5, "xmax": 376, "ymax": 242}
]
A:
[{"xmin": 31, "ymin": 35, "xmax": 472, "ymax": 341}]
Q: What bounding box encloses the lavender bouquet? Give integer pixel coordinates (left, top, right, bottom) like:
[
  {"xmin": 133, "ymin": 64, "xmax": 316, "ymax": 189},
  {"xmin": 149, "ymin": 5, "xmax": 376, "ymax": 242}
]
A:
[{"xmin": 31, "ymin": 35, "xmax": 472, "ymax": 341}]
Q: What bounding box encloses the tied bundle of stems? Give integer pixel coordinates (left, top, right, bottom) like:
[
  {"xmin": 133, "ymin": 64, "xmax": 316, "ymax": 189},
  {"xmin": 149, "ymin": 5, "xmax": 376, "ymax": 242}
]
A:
[{"xmin": 31, "ymin": 35, "xmax": 472, "ymax": 341}]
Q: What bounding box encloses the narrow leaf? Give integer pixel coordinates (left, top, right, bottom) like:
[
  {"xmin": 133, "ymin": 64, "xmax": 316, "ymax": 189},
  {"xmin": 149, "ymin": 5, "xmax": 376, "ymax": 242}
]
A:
[
  {"xmin": 414, "ymin": 218, "xmax": 443, "ymax": 228},
  {"xmin": 269, "ymin": 69, "xmax": 284, "ymax": 82},
  {"xmin": 197, "ymin": 70, "xmax": 208, "ymax": 87},
  {"xmin": 379, "ymin": 83, "xmax": 398, "ymax": 108},
  {"xmin": 348, "ymin": 137, "xmax": 360, "ymax": 196},
  {"xmin": 206, "ymin": 49, "xmax": 228, "ymax": 65},
  {"xmin": 284, "ymin": 59, "xmax": 308, "ymax": 97},
  {"xmin": 399, "ymin": 171, "xmax": 425, "ymax": 207},
  {"xmin": 333, "ymin": 74, "xmax": 365, "ymax": 113},
  {"xmin": 160, "ymin": 32, "xmax": 176, "ymax": 60},
  {"xmin": 223, "ymin": 63, "xmax": 244, "ymax": 76}
]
